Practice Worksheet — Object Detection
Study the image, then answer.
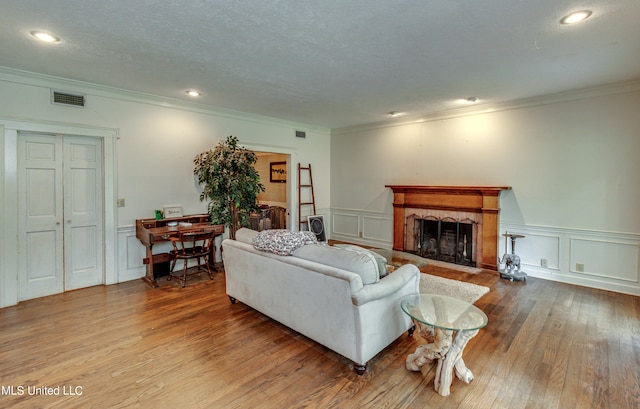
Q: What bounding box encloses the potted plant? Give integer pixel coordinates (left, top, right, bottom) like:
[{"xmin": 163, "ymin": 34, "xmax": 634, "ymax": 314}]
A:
[{"xmin": 194, "ymin": 135, "xmax": 265, "ymax": 239}]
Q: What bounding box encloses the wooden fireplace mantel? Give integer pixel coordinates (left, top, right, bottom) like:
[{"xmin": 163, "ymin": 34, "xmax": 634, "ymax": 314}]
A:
[{"xmin": 386, "ymin": 185, "xmax": 511, "ymax": 270}]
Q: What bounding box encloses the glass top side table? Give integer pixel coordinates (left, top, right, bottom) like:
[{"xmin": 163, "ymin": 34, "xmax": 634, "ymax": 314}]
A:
[{"xmin": 400, "ymin": 294, "xmax": 488, "ymax": 397}]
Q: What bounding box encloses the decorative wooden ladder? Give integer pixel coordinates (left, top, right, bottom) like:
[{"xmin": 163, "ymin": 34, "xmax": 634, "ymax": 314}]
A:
[{"xmin": 297, "ymin": 163, "xmax": 316, "ymax": 231}]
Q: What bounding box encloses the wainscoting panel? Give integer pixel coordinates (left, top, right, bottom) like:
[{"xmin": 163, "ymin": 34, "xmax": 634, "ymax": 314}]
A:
[
  {"xmin": 570, "ymin": 237, "xmax": 639, "ymax": 282},
  {"xmin": 499, "ymin": 231, "xmax": 561, "ymax": 271},
  {"xmin": 331, "ymin": 212, "xmax": 360, "ymax": 239},
  {"xmin": 118, "ymin": 226, "xmax": 146, "ymax": 283},
  {"xmin": 126, "ymin": 234, "xmax": 146, "ymax": 270},
  {"xmin": 330, "ymin": 208, "xmax": 392, "ymax": 247},
  {"xmin": 501, "ymin": 223, "xmax": 640, "ymax": 296},
  {"xmin": 362, "ymin": 215, "xmax": 393, "ymax": 243}
]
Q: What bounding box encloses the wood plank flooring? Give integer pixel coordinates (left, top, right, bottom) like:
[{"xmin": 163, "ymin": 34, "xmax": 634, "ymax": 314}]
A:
[{"xmin": 1, "ymin": 263, "xmax": 639, "ymax": 408}]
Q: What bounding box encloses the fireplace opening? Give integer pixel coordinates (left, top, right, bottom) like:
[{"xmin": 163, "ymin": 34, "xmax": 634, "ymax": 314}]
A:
[{"xmin": 407, "ymin": 215, "xmax": 477, "ymax": 267}]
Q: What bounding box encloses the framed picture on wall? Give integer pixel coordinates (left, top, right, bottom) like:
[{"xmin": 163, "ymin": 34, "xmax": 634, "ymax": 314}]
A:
[{"xmin": 270, "ymin": 161, "xmax": 286, "ymax": 183}]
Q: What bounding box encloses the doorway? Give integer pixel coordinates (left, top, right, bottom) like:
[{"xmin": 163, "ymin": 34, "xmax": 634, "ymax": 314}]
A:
[
  {"xmin": 254, "ymin": 151, "xmax": 288, "ymax": 230},
  {"xmin": 17, "ymin": 132, "xmax": 104, "ymax": 301}
]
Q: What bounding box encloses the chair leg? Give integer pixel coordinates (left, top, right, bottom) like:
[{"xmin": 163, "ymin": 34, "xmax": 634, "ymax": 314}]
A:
[
  {"xmin": 167, "ymin": 258, "xmax": 177, "ymax": 281},
  {"xmin": 181, "ymin": 260, "xmax": 188, "ymax": 287},
  {"xmin": 204, "ymin": 255, "xmax": 214, "ymax": 280},
  {"xmin": 195, "ymin": 257, "xmax": 202, "ymax": 277}
]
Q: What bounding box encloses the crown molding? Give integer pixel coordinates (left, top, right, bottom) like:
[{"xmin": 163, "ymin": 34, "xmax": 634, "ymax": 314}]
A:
[
  {"xmin": 3, "ymin": 65, "xmax": 637, "ymax": 137},
  {"xmin": 0, "ymin": 66, "xmax": 330, "ymax": 134},
  {"xmin": 331, "ymin": 79, "xmax": 640, "ymax": 135}
]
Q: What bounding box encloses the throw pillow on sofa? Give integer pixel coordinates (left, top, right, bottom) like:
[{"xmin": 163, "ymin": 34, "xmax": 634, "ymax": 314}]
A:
[{"xmin": 252, "ymin": 229, "xmax": 318, "ymax": 256}]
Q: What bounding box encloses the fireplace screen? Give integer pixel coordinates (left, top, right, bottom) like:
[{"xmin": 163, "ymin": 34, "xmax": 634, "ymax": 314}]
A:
[{"xmin": 407, "ymin": 216, "xmax": 476, "ymax": 266}]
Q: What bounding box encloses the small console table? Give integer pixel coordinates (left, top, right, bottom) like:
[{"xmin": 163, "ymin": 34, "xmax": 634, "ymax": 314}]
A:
[
  {"xmin": 135, "ymin": 214, "xmax": 224, "ymax": 288},
  {"xmin": 401, "ymin": 294, "xmax": 488, "ymax": 396}
]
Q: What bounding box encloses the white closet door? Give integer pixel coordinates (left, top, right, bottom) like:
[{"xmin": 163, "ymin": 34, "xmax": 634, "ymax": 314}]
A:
[
  {"xmin": 18, "ymin": 134, "xmax": 64, "ymax": 300},
  {"xmin": 18, "ymin": 133, "xmax": 104, "ymax": 300},
  {"xmin": 63, "ymin": 137, "xmax": 103, "ymax": 290}
]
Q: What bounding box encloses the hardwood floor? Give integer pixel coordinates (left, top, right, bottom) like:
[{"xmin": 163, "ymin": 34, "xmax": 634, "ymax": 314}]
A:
[{"xmin": 1, "ymin": 263, "xmax": 639, "ymax": 408}]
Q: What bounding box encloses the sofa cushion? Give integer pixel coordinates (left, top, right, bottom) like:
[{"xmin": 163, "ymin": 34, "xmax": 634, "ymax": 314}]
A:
[
  {"xmin": 333, "ymin": 244, "xmax": 388, "ymax": 278},
  {"xmin": 235, "ymin": 227, "xmax": 259, "ymax": 244},
  {"xmin": 292, "ymin": 244, "xmax": 380, "ymax": 284},
  {"xmin": 252, "ymin": 229, "xmax": 318, "ymax": 256}
]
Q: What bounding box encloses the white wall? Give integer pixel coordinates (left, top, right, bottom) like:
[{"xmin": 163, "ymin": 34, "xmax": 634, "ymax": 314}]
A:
[
  {"xmin": 0, "ymin": 69, "xmax": 330, "ymax": 307},
  {"xmin": 330, "ymin": 87, "xmax": 640, "ymax": 295}
]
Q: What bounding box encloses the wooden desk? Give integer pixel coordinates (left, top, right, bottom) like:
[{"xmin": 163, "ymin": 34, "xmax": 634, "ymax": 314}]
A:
[{"xmin": 136, "ymin": 215, "xmax": 224, "ymax": 288}]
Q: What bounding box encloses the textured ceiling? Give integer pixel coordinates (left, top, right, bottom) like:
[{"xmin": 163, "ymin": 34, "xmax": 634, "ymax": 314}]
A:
[{"xmin": 1, "ymin": 0, "xmax": 639, "ymax": 128}]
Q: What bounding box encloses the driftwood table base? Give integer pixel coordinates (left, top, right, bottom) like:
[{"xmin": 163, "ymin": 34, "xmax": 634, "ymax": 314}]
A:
[{"xmin": 406, "ymin": 322, "xmax": 480, "ymax": 396}]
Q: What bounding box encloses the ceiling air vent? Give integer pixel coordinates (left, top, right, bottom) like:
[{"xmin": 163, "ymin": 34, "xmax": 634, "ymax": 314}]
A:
[{"xmin": 52, "ymin": 90, "xmax": 85, "ymax": 107}]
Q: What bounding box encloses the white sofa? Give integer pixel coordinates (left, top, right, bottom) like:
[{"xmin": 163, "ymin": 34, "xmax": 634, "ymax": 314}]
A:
[{"xmin": 221, "ymin": 228, "xmax": 421, "ymax": 373}]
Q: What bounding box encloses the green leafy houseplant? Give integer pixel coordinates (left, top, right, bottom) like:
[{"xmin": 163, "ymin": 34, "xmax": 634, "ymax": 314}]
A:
[{"xmin": 194, "ymin": 135, "xmax": 265, "ymax": 239}]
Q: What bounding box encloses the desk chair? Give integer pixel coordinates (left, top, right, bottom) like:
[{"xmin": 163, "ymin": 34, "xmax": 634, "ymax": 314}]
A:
[{"xmin": 168, "ymin": 231, "xmax": 215, "ymax": 287}]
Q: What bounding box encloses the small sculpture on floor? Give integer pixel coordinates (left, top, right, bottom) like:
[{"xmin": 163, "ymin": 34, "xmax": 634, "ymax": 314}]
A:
[
  {"xmin": 498, "ymin": 233, "xmax": 527, "ymax": 282},
  {"xmin": 499, "ymin": 252, "xmax": 521, "ymax": 276}
]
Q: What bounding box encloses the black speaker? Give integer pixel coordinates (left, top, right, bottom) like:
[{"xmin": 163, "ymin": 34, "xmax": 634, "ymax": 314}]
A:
[{"xmin": 307, "ymin": 215, "xmax": 326, "ymax": 242}]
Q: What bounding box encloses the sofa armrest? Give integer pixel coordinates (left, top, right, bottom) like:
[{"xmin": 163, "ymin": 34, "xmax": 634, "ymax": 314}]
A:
[{"xmin": 351, "ymin": 264, "xmax": 420, "ymax": 306}]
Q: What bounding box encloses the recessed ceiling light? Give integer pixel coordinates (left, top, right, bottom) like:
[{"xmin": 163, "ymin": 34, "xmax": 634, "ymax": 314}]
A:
[
  {"xmin": 458, "ymin": 97, "xmax": 479, "ymax": 104},
  {"xmin": 186, "ymin": 90, "xmax": 201, "ymax": 97},
  {"xmin": 30, "ymin": 31, "xmax": 60, "ymax": 43},
  {"xmin": 560, "ymin": 10, "xmax": 592, "ymax": 24}
]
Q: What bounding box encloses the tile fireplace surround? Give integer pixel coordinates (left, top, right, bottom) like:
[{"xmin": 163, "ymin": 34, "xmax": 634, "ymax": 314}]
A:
[{"xmin": 386, "ymin": 185, "xmax": 511, "ymax": 270}]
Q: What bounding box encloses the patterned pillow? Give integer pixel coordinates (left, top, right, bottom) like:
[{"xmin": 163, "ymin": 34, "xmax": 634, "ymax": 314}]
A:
[{"xmin": 252, "ymin": 229, "xmax": 318, "ymax": 256}]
